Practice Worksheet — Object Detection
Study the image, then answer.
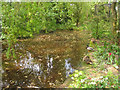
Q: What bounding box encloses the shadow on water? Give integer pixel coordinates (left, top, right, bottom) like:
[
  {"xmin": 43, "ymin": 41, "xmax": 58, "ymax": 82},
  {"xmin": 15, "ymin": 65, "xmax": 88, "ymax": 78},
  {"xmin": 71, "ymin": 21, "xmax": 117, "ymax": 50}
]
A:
[{"xmin": 2, "ymin": 30, "xmax": 89, "ymax": 88}]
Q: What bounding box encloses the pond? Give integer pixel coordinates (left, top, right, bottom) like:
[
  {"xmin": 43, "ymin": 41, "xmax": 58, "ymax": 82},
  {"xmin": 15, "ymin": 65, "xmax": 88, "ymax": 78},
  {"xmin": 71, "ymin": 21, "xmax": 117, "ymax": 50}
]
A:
[{"xmin": 2, "ymin": 30, "xmax": 90, "ymax": 88}]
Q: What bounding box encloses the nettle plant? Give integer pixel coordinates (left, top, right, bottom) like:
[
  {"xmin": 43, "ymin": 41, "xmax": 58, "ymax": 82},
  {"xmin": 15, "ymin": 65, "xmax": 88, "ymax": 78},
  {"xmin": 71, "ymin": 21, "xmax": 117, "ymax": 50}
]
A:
[
  {"xmin": 93, "ymin": 41, "xmax": 119, "ymax": 66},
  {"xmin": 69, "ymin": 70, "xmax": 119, "ymax": 88}
]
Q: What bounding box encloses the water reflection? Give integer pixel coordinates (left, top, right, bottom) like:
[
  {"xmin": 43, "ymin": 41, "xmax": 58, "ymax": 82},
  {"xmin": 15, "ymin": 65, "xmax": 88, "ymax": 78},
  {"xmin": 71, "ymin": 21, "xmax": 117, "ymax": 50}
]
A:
[
  {"xmin": 16, "ymin": 51, "xmax": 43, "ymax": 75},
  {"xmin": 65, "ymin": 58, "xmax": 75, "ymax": 78},
  {"xmin": 2, "ymin": 31, "xmax": 88, "ymax": 88},
  {"xmin": 47, "ymin": 56, "xmax": 53, "ymax": 75},
  {"xmin": 16, "ymin": 51, "xmax": 75, "ymax": 78}
]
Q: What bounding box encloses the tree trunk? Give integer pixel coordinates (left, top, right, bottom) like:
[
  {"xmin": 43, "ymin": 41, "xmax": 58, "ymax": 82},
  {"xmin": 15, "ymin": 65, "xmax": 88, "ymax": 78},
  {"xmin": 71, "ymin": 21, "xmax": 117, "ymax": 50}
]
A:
[
  {"xmin": 111, "ymin": 1, "xmax": 117, "ymax": 42},
  {"xmin": 76, "ymin": 19, "xmax": 79, "ymax": 27},
  {"xmin": 94, "ymin": 5, "xmax": 99, "ymax": 39},
  {"xmin": 118, "ymin": 1, "xmax": 120, "ymax": 45},
  {"xmin": 118, "ymin": 2, "xmax": 120, "ymax": 30}
]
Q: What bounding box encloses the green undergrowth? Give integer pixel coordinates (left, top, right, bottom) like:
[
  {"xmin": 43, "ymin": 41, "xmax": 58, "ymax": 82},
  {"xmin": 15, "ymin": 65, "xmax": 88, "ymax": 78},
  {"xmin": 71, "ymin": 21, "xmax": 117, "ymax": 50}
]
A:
[
  {"xmin": 69, "ymin": 70, "xmax": 119, "ymax": 88},
  {"xmin": 68, "ymin": 40, "xmax": 119, "ymax": 88},
  {"xmin": 92, "ymin": 41, "xmax": 119, "ymax": 69}
]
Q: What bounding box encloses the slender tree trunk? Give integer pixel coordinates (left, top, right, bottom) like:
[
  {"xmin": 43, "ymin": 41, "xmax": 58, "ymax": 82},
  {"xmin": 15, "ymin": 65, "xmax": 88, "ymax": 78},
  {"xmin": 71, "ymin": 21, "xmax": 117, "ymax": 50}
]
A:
[
  {"xmin": 118, "ymin": 1, "xmax": 120, "ymax": 45},
  {"xmin": 96, "ymin": 18, "xmax": 99, "ymax": 39},
  {"xmin": 95, "ymin": 5, "xmax": 99, "ymax": 39},
  {"xmin": 118, "ymin": 2, "xmax": 120, "ymax": 30},
  {"xmin": 76, "ymin": 19, "xmax": 79, "ymax": 27},
  {"xmin": 111, "ymin": 1, "xmax": 117, "ymax": 42}
]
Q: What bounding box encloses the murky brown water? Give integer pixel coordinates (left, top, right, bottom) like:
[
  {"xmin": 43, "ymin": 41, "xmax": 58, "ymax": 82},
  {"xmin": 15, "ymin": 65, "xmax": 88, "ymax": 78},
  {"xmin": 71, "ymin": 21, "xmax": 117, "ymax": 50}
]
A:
[{"xmin": 2, "ymin": 30, "xmax": 90, "ymax": 88}]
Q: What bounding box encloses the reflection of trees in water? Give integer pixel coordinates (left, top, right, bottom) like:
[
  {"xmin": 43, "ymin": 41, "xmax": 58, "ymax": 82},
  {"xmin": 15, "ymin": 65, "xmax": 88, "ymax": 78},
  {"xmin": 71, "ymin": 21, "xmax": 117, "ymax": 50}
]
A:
[
  {"xmin": 39, "ymin": 54, "xmax": 66, "ymax": 87},
  {"xmin": 2, "ymin": 31, "xmax": 89, "ymax": 88},
  {"xmin": 65, "ymin": 58, "xmax": 75, "ymax": 78},
  {"xmin": 70, "ymin": 40, "xmax": 85, "ymax": 68}
]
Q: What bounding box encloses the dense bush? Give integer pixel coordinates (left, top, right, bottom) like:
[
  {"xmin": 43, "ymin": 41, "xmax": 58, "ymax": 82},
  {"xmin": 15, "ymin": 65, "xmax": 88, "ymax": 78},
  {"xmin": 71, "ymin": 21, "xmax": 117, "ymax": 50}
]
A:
[{"xmin": 1, "ymin": 2, "xmax": 92, "ymax": 38}]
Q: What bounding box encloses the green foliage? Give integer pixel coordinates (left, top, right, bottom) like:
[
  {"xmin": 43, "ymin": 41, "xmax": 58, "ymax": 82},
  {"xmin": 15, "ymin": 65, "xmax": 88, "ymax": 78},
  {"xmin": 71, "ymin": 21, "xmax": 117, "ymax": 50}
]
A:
[
  {"xmin": 2, "ymin": 2, "xmax": 83, "ymax": 37},
  {"xmin": 6, "ymin": 33, "xmax": 16, "ymax": 59},
  {"xmin": 1, "ymin": 2, "xmax": 118, "ymax": 59},
  {"xmin": 87, "ymin": 16, "xmax": 112, "ymax": 39},
  {"xmin": 1, "ymin": 2, "xmax": 115, "ymax": 39},
  {"xmin": 84, "ymin": 3, "xmax": 112, "ymax": 39},
  {"xmin": 89, "ymin": 40, "xmax": 96, "ymax": 48},
  {"xmin": 93, "ymin": 41, "xmax": 119, "ymax": 66},
  {"xmin": 0, "ymin": 2, "xmax": 71, "ymax": 58},
  {"xmin": 1, "ymin": 2, "xmax": 92, "ymax": 58},
  {"xmin": 68, "ymin": 2, "xmax": 90, "ymax": 27},
  {"xmin": 69, "ymin": 70, "xmax": 119, "ymax": 88},
  {"xmin": 0, "ymin": 33, "xmax": 6, "ymax": 40}
]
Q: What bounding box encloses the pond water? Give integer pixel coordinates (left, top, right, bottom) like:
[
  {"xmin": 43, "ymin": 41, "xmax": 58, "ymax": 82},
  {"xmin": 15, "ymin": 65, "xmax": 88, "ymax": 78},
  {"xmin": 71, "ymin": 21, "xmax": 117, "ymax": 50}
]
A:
[{"xmin": 2, "ymin": 30, "xmax": 89, "ymax": 88}]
